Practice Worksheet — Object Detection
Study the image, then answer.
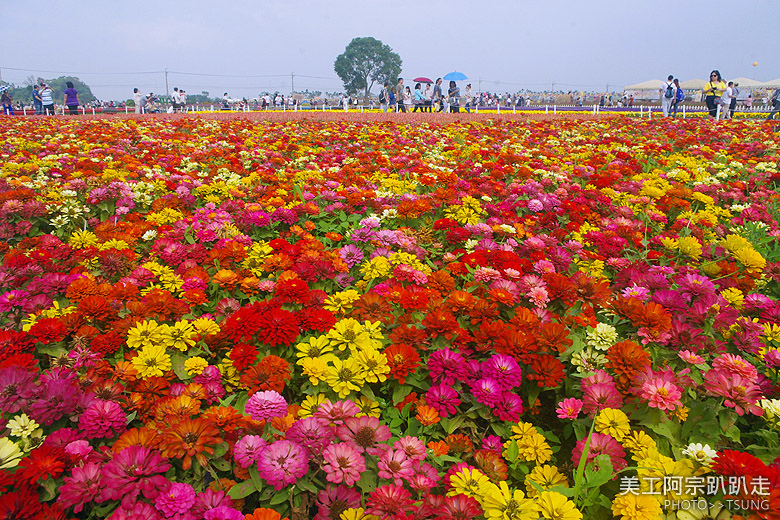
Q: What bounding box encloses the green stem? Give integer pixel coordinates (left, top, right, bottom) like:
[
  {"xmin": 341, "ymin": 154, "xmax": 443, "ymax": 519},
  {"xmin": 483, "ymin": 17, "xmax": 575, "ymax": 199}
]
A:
[{"xmin": 573, "ymin": 418, "xmax": 597, "ymax": 507}]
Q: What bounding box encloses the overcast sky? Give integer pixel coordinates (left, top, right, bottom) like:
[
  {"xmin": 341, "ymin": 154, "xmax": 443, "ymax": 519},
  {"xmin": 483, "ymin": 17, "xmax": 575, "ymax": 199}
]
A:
[{"xmin": 2, "ymin": 0, "xmax": 778, "ymax": 100}]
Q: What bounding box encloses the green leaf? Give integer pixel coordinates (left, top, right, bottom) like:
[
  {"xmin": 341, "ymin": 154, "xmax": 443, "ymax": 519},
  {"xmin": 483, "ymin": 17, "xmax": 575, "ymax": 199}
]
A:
[
  {"xmin": 505, "ymin": 440, "xmax": 519, "ymax": 461},
  {"xmin": 392, "ymin": 384, "xmax": 413, "ymax": 405},
  {"xmin": 584, "ymin": 454, "xmax": 614, "ymax": 488},
  {"xmin": 440, "ymin": 415, "xmax": 466, "ymax": 435},
  {"xmin": 211, "ymin": 458, "xmax": 231, "ymax": 472},
  {"xmin": 357, "ymin": 470, "xmax": 378, "ymax": 494},
  {"xmin": 269, "ymin": 488, "xmax": 290, "ymax": 505},
  {"xmin": 249, "ymin": 466, "xmax": 265, "ymax": 492},
  {"xmin": 125, "ymin": 411, "xmax": 137, "ymax": 425},
  {"xmin": 227, "ymin": 480, "xmax": 256, "ymax": 500}
]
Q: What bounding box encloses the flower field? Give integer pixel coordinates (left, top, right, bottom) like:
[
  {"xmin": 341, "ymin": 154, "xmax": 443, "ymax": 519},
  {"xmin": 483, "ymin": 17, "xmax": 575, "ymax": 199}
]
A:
[{"xmin": 1, "ymin": 114, "xmax": 779, "ymax": 520}]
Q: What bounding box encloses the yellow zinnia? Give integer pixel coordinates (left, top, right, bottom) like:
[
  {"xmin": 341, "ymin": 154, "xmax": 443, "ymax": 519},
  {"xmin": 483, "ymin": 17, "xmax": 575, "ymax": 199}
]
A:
[
  {"xmin": 536, "ymin": 491, "xmax": 582, "ymax": 520},
  {"xmin": 594, "ymin": 408, "xmax": 631, "ymax": 441},
  {"xmin": 524, "ymin": 465, "xmax": 569, "ymax": 497},
  {"xmin": 447, "ymin": 467, "xmax": 492, "ymax": 501},
  {"xmin": 126, "ymin": 319, "xmax": 165, "ymax": 349},
  {"xmin": 611, "ymin": 493, "xmax": 662, "ymax": 520},
  {"xmin": 324, "ymin": 357, "xmax": 365, "ymax": 398},
  {"xmin": 132, "ymin": 344, "xmax": 172, "ymax": 379},
  {"xmin": 733, "ymin": 247, "xmax": 766, "ymax": 272},
  {"xmin": 482, "ymin": 480, "xmax": 539, "ymax": 520},
  {"xmin": 0, "ymin": 437, "xmax": 23, "ymax": 469}
]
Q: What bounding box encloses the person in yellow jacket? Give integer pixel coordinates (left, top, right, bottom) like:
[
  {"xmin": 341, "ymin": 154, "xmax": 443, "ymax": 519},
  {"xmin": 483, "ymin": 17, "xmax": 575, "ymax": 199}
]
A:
[{"xmin": 702, "ymin": 70, "xmax": 726, "ymax": 118}]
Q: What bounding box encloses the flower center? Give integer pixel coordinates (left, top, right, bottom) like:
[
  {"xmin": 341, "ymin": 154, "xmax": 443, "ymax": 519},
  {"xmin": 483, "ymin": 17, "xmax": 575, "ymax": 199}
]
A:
[{"xmin": 354, "ymin": 426, "xmax": 376, "ymax": 447}]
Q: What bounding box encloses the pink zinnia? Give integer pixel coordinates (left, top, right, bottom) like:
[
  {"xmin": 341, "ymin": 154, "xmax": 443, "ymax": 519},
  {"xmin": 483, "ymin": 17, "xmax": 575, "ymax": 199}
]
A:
[
  {"xmin": 492, "ymin": 391, "xmax": 524, "ymax": 422},
  {"xmin": 79, "ymin": 400, "xmax": 126, "ymax": 439},
  {"xmin": 582, "ymin": 382, "xmax": 623, "ymax": 415},
  {"xmin": 155, "ymin": 482, "xmax": 196, "ymax": 518},
  {"xmin": 678, "ymin": 350, "xmax": 705, "ymax": 365},
  {"xmin": 393, "ymin": 436, "xmax": 427, "ymax": 463},
  {"xmin": 335, "ymin": 416, "xmax": 391, "ymax": 456},
  {"xmin": 98, "ymin": 445, "xmax": 171, "ymax": 508},
  {"xmin": 704, "ymin": 371, "xmax": 764, "ymax": 416},
  {"xmin": 313, "ymin": 399, "xmax": 360, "ymax": 427},
  {"xmin": 641, "ymin": 377, "xmax": 682, "ymax": 411},
  {"xmin": 482, "ymin": 354, "xmax": 522, "ymax": 390},
  {"xmin": 203, "ymin": 506, "xmax": 244, "ymax": 520},
  {"xmin": 58, "ymin": 462, "xmax": 102, "ymax": 513},
  {"xmin": 425, "ymin": 384, "xmax": 461, "ymax": 418},
  {"xmin": 233, "ymin": 435, "xmax": 267, "ymax": 468},
  {"xmin": 314, "ymin": 485, "xmax": 362, "ymax": 520},
  {"xmin": 556, "ymin": 398, "xmax": 583, "ymax": 419},
  {"xmin": 712, "ymin": 354, "xmax": 758, "ymax": 383},
  {"xmin": 245, "ymin": 390, "xmax": 288, "ymax": 422},
  {"xmin": 322, "ymin": 442, "xmax": 366, "ymax": 486},
  {"xmin": 471, "ymin": 378, "xmax": 502, "ymax": 407},
  {"xmin": 256, "ymin": 440, "xmax": 309, "ymax": 490},
  {"xmin": 572, "ymin": 432, "xmax": 627, "ymax": 472},
  {"xmin": 377, "ymin": 449, "xmax": 414, "ymax": 485},
  {"xmin": 286, "ymin": 417, "xmax": 334, "ymax": 456},
  {"xmin": 108, "ymin": 501, "xmax": 163, "ymax": 520},
  {"xmin": 407, "ymin": 462, "xmax": 441, "ymax": 493}
]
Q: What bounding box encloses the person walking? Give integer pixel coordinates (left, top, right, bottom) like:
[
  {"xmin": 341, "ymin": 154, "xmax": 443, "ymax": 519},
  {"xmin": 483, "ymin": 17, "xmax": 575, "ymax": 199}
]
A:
[
  {"xmin": 670, "ymin": 78, "xmax": 684, "ymax": 118},
  {"xmin": 403, "ymin": 86, "xmax": 413, "ymax": 112},
  {"xmin": 423, "ymin": 83, "xmax": 433, "ymax": 112},
  {"xmin": 413, "ymin": 83, "xmax": 425, "ymax": 112},
  {"xmin": 171, "ymin": 87, "xmax": 181, "ymax": 113},
  {"xmin": 703, "ymin": 70, "xmax": 726, "ymax": 118},
  {"xmin": 32, "ymin": 85, "xmax": 43, "ymax": 115},
  {"xmin": 222, "ymin": 92, "xmax": 230, "ymax": 110},
  {"xmin": 433, "ymin": 78, "xmax": 443, "ymax": 112},
  {"xmin": 395, "ymin": 78, "xmax": 406, "ymax": 112},
  {"xmin": 40, "ymin": 82, "xmax": 55, "ymax": 115},
  {"xmin": 720, "ymin": 81, "xmax": 734, "ymax": 120},
  {"xmin": 464, "ymin": 84, "xmax": 473, "ymax": 113},
  {"xmin": 447, "ymin": 81, "xmax": 460, "ymax": 113},
  {"xmin": 379, "ymin": 82, "xmax": 390, "ymax": 113},
  {"xmin": 660, "ymin": 75, "xmax": 674, "ymax": 117},
  {"xmin": 63, "ymin": 81, "xmax": 79, "ymax": 115},
  {"xmin": 729, "ymin": 82, "xmax": 740, "ymax": 119}
]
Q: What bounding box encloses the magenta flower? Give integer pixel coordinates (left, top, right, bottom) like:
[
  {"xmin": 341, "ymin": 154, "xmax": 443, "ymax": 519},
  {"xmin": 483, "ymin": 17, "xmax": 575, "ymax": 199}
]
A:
[
  {"xmin": 492, "ymin": 392, "xmax": 524, "ymax": 422},
  {"xmin": 640, "ymin": 377, "xmax": 682, "ymax": 411},
  {"xmin": 108, "ymin": 501, "xmax": 163, "ymax": 520},
  {"xmin": 322, "ymin": 442, "xmax": 366, "ymax": 486},
  {"xmin": 314, "ymin": 485, "xmax": 362, "ymax": 520},
  {"xmin": 335, "ymin": 416, "xmax": 391, "ymax": 456},
  {"xmin": 58, "ymin": 462, "xmax": 102, "ymax": 513},
  {"xmin": 407, "ymin": 462, "xmax": 441, "ymax": 493},
  {"xmin": 482, "ymin": 354, "xmax": 522, "ymax": 390},
  {"xmin": 98, "ymin": 445, "xmax": 171, "ymax": 508},
  {"xmin": 155, "ymin": 482, "xmax": 196, "ymax": 517},
  {"xmin": 78, "ymin": 400, "xmax": 127, "ymax": 439},
  {"xmin": 286, "ymin": 417, "xmax": 334, "ymax": 456},
  {"xmin": 678, "ymin": 350, "xmax": 705, "ymax": 365},
  {"xmin": 192, "ymin": 489, "xmax": 233, "ymax": 519},
  {"xmin": 245, "ymin": 390, "xmax": 288, "ymax": 421},
  {"xmin": 425, "ymin": 384, "xmax": 461, "ymax": 418},
  {"xmin": 0, "ymin": 366, "xmax": 37, "ymax": 413},
  {"xmin": 711, "ymin": 353, "xmax": 758, "ymax": 383},
  {"xmin": 339, "ymin": 245, "xmax": 364, "ymax": 268},
  {"xmin": 427, "ymin": 348, "xmax": 468, "ymax": 385},
  {"xmin": 256, "ymin": 440, "xmax": 309, "ymax": 490},
  {"xmin": 572, "ymin": 432, "xmax": 627, "ymax": 472},
  {"xmin": 234, "ymin": 435, "xmax": 267, "ymax": 468},
  {"xmin": 556, "ymin": 398, "xmax": 584, "ymax": 419},
  {"xmin": 203, "ymin": 506, "xmax": 244, "ymax": 520},
  {"xmin": 471, "ymin": 378, "xmax": 502, "ymax": 407}
]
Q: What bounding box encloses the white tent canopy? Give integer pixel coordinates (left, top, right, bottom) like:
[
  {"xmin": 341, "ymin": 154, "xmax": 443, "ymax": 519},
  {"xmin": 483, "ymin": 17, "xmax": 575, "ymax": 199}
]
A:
[
  {"xmin": 729, "ymin": 77, "xmax": 765, "ymax": 87},
  {"xmin": 680, "ymin": 79, "xmax": 707, "ymax": 90},
  {"xmin": 624, "ymin": 79, "xmax": 664, "ymax": 90},
  {"xmin": 762, "ymin": 78, "xmax": 780, "ymax": 87}
]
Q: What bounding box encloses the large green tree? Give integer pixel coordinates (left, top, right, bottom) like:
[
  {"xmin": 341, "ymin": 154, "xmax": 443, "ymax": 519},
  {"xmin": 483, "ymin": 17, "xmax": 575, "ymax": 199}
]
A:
[{"xmin": 334, "ymin": 37, "xmax": 402, "ymax": 103}]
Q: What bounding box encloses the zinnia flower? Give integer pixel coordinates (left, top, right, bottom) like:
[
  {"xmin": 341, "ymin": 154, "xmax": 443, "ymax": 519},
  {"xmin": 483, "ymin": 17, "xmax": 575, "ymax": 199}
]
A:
[
  {"xmin": 322, "ymin": 442, "xmax": 366, "ymax": 486},
  {"xmin": 245, "ymin": 390, "xmax": 288, "ymax": 421},
  {"xmin": 536, "ymin": 491, "xmax": 582, "ymax": 520},
  {"xmin": 78, "ymin": 400, "xmax": 127, "ymax": 439},
  {"xmin": 154, "ymin": 481, "xmax": 196, "ymax": 518},
  {"xmin": 256, "ymin": 440, "xmax": 309, "ymax": 490},
  {"xmin": 98, "ymin": 445, "xmax": 171, "ymax": 508}
]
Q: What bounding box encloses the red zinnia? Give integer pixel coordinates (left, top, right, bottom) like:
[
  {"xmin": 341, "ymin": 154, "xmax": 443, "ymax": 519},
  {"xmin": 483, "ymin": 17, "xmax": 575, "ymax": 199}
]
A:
[
  {"xmin": 16, "ymin": 445, "xmax": 66, "ymax": 483},
  {"xmin": 229, "ymin": 343, "xmax": 258, "ymax": 372},
  {"xmin": 28, "ymin": 318, "xmax": 67, "ymax": 345},
  {"xmin": 255, "ymin": 308, "xmax": 300, "ymax": 347},
  {"xmin": 384, "ymin": 343, "xmax": 421, "ymax": 384},
  {"xmin": 240, "ymin": 355, "xmax": 291, "ymax": 394}
]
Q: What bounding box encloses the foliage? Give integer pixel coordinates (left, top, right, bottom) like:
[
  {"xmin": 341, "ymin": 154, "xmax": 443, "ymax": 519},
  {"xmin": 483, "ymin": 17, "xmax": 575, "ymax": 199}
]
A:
[{"xmin": 334, "ymin": 37, "xmax": 402, "ymax": 101}]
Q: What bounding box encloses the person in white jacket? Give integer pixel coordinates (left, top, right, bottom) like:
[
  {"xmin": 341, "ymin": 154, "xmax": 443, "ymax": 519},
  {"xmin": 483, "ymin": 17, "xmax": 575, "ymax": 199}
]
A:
[{"xmin": 659, "ymin": 75, "xmax": 674, "ymax": 117}]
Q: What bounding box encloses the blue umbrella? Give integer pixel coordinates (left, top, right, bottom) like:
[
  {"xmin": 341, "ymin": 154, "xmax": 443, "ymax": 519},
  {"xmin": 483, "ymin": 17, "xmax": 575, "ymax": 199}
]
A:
[{"xmin": 443, "ymin": 71, "xmax": 468, "ymax": 81}]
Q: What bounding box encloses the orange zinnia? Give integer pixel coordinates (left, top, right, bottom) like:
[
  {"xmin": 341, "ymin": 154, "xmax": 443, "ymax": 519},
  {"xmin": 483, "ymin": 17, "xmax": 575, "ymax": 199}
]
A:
[
  {"xmin": 244, "ymin": 507, "xmax": 288, "ymax": 520},
  {"xmin": 113, "ymin": 427, "xmax": 161, "ymax": 453},
  {"xmin": 427, "ymin": 440, "xmax": 449, "ymax": 456},
  {"xmin": 415, "ymin": 404, "xmax": 440, "ymax": 426},
  {"xmin": 160, "ymin": 417, "xmax": 222, "ymax": 470},
  {"xmin": 152, "ymin": 395, "xmax": 201, "ymax": 422},
  {"xmin": 201, "ymin": 405, "xmax": 245, "ymax": 433},
  {"xmin": 212, "ymin": 269, "xmax": 240, "ymax": 289}
]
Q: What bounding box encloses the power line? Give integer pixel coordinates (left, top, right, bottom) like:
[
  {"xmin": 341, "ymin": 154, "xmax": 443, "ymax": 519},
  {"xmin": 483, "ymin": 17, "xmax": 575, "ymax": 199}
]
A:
[{"xmin": 0, "ymin": 66, "xmax": 162, "ymax": 75}]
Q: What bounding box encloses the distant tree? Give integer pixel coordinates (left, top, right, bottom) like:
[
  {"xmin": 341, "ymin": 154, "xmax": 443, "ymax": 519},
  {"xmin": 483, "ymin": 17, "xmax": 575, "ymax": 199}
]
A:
[
  {"xmin": 7, "ymin": 76, "xmax": 97, "ymax": 106},
  {"xmin": 334, "ymin": 37, "xmax": 402, "ymax": 103}
]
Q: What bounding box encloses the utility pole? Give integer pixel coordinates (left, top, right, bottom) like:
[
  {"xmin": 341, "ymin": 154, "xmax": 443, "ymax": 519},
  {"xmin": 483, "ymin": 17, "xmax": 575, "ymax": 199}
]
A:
[
  {"xmin": 551, "ymin": 81, "xmax": 555, "ymax": 92},
  {"xmin": 164, "ymin": 68, "xmax": 169, "ymax": 97},
  {"xmin": 291, "ymin": 72, "xmax": 295, "ymax": 96}
]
